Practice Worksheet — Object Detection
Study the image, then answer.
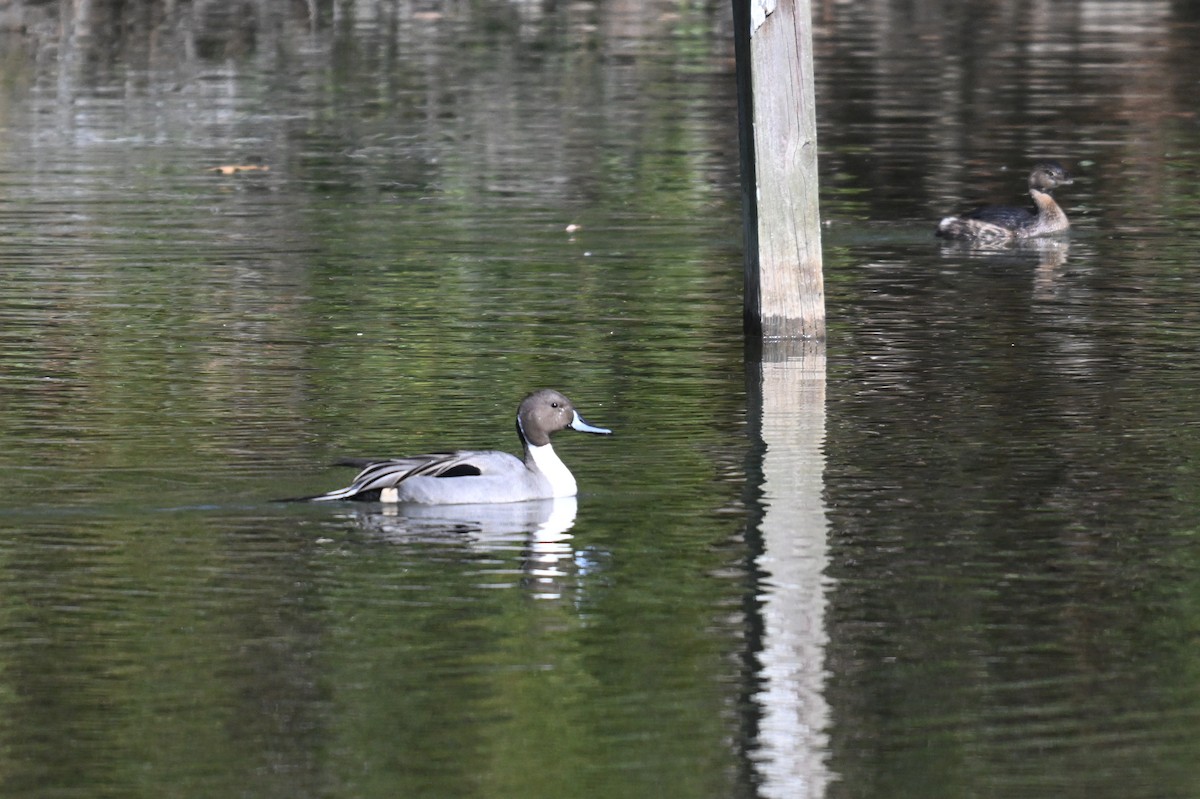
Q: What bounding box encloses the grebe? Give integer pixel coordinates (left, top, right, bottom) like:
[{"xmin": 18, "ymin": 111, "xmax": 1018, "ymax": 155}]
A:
[{"xmin": 936, "ymin": 161, "xmax": 1074, "ymax": 243}]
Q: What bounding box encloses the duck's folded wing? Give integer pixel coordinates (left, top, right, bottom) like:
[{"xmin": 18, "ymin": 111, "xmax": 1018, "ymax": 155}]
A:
[
  {"xmin": 965, "ymin": 204, "xmax": 1035, "ymax": 227},
  {"xmin": 355, "ymin": 452, "xmax": 482, "ymax": 482},
  {"xmin": 306, "ymin": 450, "xmax": 519, "ymax": 501}
]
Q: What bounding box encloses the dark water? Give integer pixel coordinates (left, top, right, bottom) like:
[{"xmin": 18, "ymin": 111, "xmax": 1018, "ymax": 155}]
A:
[
  {"xmin": 3, "ymin": 1, "xmax": 1200, "ymax": 797},
  {"xmin": 818, "ymin": 4, "xmax": 1200, "ymax": 798}
]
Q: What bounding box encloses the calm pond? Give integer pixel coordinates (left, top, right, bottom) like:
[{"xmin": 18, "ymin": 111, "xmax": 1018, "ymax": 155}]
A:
[{"xmin": 3, "ymin": 1, "xmax": 1200, "ymax": 797}]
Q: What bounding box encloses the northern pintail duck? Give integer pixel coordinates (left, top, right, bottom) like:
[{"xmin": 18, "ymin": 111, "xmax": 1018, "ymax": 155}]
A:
[{"xmin": 297, "ymin": 389, "xmax": 611, "ymax": 505}]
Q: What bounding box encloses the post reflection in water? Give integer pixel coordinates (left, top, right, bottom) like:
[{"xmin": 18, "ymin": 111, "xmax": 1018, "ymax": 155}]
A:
[
  {"xmin": 746, "ymin": 341, "xmax": 833, "ymax": 799},
  {"xmin": 345, "ymin": 496, "xmax": 581, "ymax": 600}
]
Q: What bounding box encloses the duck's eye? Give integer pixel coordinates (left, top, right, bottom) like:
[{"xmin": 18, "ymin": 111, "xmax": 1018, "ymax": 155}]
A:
[{"xmin": 551, "ymin": 402, "xmax": 560, "ymax": 408}]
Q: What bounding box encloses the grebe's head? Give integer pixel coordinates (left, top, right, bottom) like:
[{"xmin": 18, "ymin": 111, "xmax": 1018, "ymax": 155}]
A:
[{"xmin": 1029, "ymin": 161, "xmax": 1073, "ymax": 193}]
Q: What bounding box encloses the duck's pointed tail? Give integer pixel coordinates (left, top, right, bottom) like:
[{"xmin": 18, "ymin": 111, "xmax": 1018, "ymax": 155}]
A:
[
  {"xmin": 273, "ymin": 492, "xmax": 342, "ymax": 503},
  {"xmin": 274, "ymin": 459, "xmax": 385, "ymax": 502}
]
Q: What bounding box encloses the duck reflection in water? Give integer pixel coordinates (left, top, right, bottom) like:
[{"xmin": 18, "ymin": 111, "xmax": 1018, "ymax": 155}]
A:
[
  {"xmin": 347, "ymin": 496, "xmax": 585, "ymax": 600},
  {"xmin": 938, "ymin": 228, "xmax": 1072, "ymax": 300}
]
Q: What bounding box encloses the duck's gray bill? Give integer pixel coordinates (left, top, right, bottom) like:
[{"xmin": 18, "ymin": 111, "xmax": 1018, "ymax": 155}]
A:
[{"xmin": 571, "ymin": 412, "xmax": 612, "ymax": 435}]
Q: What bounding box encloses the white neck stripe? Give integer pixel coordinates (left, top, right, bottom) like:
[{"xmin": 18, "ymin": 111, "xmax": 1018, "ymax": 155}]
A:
[{"xmin": 528, "ymin": 442, "xmax": 577, "ymax": 498}]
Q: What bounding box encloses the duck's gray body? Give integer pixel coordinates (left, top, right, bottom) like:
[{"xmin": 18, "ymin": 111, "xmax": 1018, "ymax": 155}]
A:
[{"xmin": 299, "ymin": 389, "xmax": 610, "ymax": 505}]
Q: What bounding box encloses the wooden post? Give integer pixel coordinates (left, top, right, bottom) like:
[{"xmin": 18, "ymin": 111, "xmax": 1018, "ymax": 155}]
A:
[{"xmin": 734, "ymin": 0, "xmax": 825, "ymax": 341}]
